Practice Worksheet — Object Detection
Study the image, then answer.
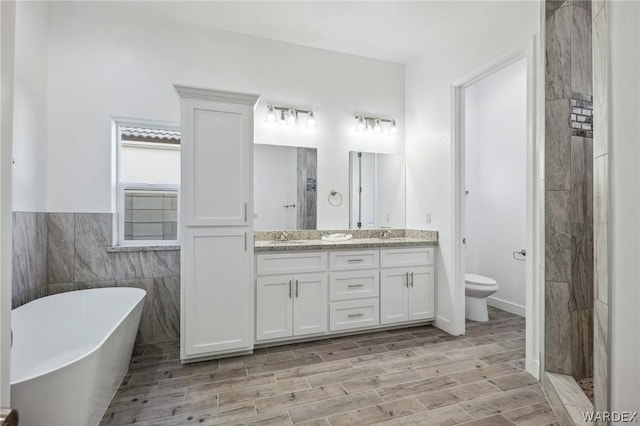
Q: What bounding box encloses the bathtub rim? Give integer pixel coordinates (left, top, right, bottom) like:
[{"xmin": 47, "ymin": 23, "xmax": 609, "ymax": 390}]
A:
[{"xmin": 10, "ymin": 287, "xmax": 146, "ymax": 386}]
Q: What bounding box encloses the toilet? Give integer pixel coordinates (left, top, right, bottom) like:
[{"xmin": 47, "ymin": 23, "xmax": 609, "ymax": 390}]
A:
[{"xmin": 465, "ymin": 273, "xmax": 499, "ymax": 322}]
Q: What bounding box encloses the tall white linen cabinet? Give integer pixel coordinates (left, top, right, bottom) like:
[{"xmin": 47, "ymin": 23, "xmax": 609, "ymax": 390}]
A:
[{"xmin": 175, "ymin": 86, "xmax": 260, "ymax": 362}]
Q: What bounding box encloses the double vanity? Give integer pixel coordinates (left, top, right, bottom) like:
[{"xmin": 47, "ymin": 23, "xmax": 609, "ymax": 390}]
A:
[
  {"xmin": 254, "ymin": 230, "xmax": 438, "ymax": 346},
  {"xmin": 175, "ymin": 86, "xmax": 437, "ymax": 362}
]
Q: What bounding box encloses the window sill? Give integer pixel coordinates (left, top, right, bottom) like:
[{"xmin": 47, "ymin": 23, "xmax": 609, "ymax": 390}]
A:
[{"xmin": 106, "ymin": 244, "xmax": 180, "ymax": 253}]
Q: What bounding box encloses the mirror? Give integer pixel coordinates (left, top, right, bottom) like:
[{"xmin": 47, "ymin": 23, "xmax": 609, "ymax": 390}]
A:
[
  {"xmin": 349, "ymin": 151, "xmax": 406, "ymax": 229},
  {"xmin": 254, "ymin": 144, "xmax": 317, "ymax": 230}
]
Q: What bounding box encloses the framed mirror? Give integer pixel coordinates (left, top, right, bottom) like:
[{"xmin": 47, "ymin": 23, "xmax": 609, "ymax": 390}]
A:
[
  {"xmin": 254, "ymin": 144, "xmax": 317, "ymax": 230},
  {"xmin": 349, "ymin": 151, "xmax": 405, "ymax": 229}
]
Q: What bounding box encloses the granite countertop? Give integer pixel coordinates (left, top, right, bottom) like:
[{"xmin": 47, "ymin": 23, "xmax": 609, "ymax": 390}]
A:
[
  {"xmin": 106, "ymin": 245, "xmax": 180, "ymax": 253},
  {"xmin": 254, "ymin": 229, "xmax": 438, "ymax": 253}
]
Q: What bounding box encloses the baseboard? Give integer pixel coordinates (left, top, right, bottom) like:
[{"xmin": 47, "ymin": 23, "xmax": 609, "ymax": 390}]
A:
[{"xmin": 487, "ymin": 296, "xmax": 526, "ymax": 317}]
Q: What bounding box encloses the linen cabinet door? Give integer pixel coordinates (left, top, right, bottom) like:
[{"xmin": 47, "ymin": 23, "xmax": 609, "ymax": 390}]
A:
[
  {"xmin": 293, "ymin": 273, "xmax": 328, "ymax": 336},
  {"xmin": 256, "ymin": 275, "xmax": 293, "ymax": 341},
  {"xmin": 380, "ymin": 268, "xmax": 409, "ymax": 324},
  {"xmin": 408, "ymin": 266, "xmax": 435, "ymax": 321},
  {"xmin": 178, "ymin": 89, "xmax": 256, "ymax": 227},
  {"xmin": 182, "ymin": 227, "xmax": 253, "ymax": 358}
]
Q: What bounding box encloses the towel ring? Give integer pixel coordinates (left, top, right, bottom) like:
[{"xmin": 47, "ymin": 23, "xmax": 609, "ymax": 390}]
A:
[{"xmin": 328, "ymin": 190, "xmax": 343, "ymax": 207}]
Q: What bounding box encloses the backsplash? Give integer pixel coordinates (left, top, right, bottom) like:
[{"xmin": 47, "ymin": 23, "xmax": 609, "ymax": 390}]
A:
[{"xmin": 12, "ymin": 212, "xmax": 179, "ymax": 345}]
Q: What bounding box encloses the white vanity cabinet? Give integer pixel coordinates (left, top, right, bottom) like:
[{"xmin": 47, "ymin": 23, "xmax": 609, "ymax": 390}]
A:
[
  {"xmin": 380, "ymin": 248, "xmax": 435, "ymax": 325},
  {"xmin": 256, "ymin": 245, "xmax": 435, "ymax": 344},
  {"xmin": 256, "ymin": 253, "xmax": 328, "ymax": 341},
  {"xmin": 176, "ymin": 86, "xmax": 260, "ymax": 361}
]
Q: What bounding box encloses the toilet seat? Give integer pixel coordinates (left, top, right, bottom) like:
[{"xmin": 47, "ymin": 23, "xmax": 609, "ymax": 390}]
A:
[{"xmin": 465, "ymin": 273, "xmax": 497, "ymax": 286}]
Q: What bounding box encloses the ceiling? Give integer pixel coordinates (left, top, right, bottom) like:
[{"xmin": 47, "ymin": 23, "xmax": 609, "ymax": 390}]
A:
[{"xmin": 115, "ymin": 1, "xmax": 539, "ymax": 64}]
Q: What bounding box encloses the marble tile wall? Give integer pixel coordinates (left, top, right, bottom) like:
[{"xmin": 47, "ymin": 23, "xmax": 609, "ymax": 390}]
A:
[
  {"xmin": 11, "ymin": 212, "xmax": 48, "ymax": 308},
  {"xmin": 13, "ymin": 211, "xmax": 180, "ymax": 346},
  {"xmin": 544, "ymin": 0, "xmax": 594, "ymax": 380}
]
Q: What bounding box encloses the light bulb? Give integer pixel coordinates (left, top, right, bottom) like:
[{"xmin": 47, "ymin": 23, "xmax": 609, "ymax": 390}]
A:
[
  {"xmin": 373, "ymin": 118, "xmax": 382, "ymax": 134},
  {"xmin": 265, "ymin": 105, "xmax": 277, "ymax": 124},
  {"xmin": 389, "ymin": 119, "xmax": 398, "ymax": 134},
  {"xmin": 286, "ymin": 108, "xmax": 297, "ymax": 125},
  {"xmin": 306, "ymin": 110, "xmax": 316, "ymax": 128},
  {"xmin": 355, "ymin": 116, "xmax": 366, "ymax": 132}
]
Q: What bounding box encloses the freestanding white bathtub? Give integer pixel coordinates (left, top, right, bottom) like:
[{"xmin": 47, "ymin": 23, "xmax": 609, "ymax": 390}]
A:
[{"xmin": 11, "ymin": 287, "xmax": 146, "ymax": 426}]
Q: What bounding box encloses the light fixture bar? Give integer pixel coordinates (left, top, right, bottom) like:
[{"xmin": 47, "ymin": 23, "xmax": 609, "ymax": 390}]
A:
[
  {"xmin": 356, "ymin": 116, "xmax": 395, "ymax": 124},
  {"xmin": 271, "ymin": 105, "xmax": 312, "ymax": 115}
]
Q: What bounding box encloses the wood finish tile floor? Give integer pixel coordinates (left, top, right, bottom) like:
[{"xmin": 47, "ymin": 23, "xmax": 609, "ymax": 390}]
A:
[{"xmin": 101, "ymin": 308, "xmax": 558, "ymax": 425}]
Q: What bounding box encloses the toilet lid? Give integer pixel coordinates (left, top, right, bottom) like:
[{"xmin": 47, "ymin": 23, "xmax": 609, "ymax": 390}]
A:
[{"xmin": 465, "ymin": 273, "xmax": 497, "ymax": 286}]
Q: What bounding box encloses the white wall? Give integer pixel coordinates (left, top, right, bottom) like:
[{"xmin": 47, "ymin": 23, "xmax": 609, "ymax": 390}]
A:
[
  {"xmin": 465, "ymin": 58, "xmax": 527, "ymax": 316},
  {"xmin": 405, "ymin": 2, "xmax": 538, "ymax": 333},
  {"xmin": 609, "ymin": 0, "xmax": 640, "ymax": 417},
  {"xmin": 44, "ymin": 2, "xmax": 405, "ymax": 229},
  {"xmin": 254, "ymin": 144, "xmax": 297, "ymax": 230},
  {"xmin": 12, "ymin": 1, "xmax": 48, "ymax": 211}
]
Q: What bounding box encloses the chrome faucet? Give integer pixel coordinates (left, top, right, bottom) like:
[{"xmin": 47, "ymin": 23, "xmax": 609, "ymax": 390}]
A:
[
  {"xmin": 382, "ymin": 229, "xmax": 392, "ymax": 239},
  {"xmin": 277, "ymin": 231, "xmax": 288, "ymax": 241}
]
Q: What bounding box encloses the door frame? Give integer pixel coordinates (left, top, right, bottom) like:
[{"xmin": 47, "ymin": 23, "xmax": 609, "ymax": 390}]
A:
[{"xmin": 450, "ymin": 37, "xmax": 541, "ymax": 379}]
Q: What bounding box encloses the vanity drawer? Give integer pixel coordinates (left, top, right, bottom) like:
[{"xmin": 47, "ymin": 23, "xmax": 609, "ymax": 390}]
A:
[
  {"xmin": 330, "ymin": 250, "xmax": 379, "ymax": 271},
  {"xmin": 330, "ymin": 269, "xmax": 379, "ymax": 301},
  {"xmin": 256, "ymin": 252, "xmax": 328, "ymax": 275},
  {"xmin": 330, "ymin": 299, "xmax": 380, "ymax": 331},
  {"xmin": 380, "ymin": 247, "xmax": 434, "ymax": 268}
]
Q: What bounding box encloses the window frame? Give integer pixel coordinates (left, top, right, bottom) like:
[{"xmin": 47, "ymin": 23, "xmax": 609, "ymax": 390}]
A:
[{"xmin": 113, "ymin": 118, "xmax": 181, "ymax": 247}]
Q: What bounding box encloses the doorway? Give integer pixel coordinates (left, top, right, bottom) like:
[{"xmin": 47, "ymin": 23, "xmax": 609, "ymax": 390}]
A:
[
  {"xmin": 452, "ymin": 40, "xmax": 540, "ymax": 379},
  {"xmin": 464, "ymin": 58, "xmax": 528, "ymax": 319}
]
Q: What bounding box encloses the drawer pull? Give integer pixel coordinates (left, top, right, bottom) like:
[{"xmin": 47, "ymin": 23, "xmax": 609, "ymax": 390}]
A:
[
  {"xmin": 347, "ymin": 284, "xmax": 364, "ymax": 288},
  {"xmin": 410, "ymin": 272, "xmax": 414, "ymax": 287},
  {"xmin": 405, "ymin": 272, "xmax": 409, "ymax": 287},
  {"xmin": 348, "ymin": 313, "xmax": 364, "ymax": 318},
  {"xmin": 347, "ymin": 258, "xmax": 364, "ymax": 263},
  {"xmin": 289, "ymin": 280, "xmax": 292, "ymax": 298},
  {"xmin": 295, "ymin": 280, "xmax": 299, "ymax": 297}
]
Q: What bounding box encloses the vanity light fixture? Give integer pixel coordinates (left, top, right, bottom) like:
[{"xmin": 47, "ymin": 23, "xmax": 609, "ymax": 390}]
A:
[
  {"xmin": 265, "ymin": 104, "xmax": 277, "ymax": 124},
  {"xmin": 389, "ymin": 119, "xmax": 398, "ymax": 134},
  {"xmin": 286, "ymin": 108, "xmax": 297, "ymax": 125},
  {"xmin": 306, "ymin": 110, "xmax": 316, "ymax": 128},
  {"xmin": 354, "ymin": 115, "xmax": 398, "ymax": 135},
  {"xmin": 265, "ymin": 104, "xmax": 316, "ymax": 128}
]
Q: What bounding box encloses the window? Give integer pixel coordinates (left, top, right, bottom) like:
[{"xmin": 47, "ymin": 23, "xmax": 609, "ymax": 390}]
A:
[{"xmin": 115, "ymin": 120, "xmax": 180, "ymax": 245}]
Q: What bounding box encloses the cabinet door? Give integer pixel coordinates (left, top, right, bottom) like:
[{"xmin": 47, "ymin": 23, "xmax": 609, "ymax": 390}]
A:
[
  {"xmin": 408, "ymin": 266, "xmax": 435, "ymax": 321},
  {"xmin": 293, "ymin": 273, "xmax": 328, "ymax": 336},
  {"xmin": 180, "ymin": 96, "xmax": 255, "ymax": 227},
  {"xmin": 182, "ymin": 228, "xmax": 253, "ymax": 358},
  {"xmin": 380, "ymin": 268, "xmax": 409, "ymax": 324},
  {"xmin": 256, "ymin": 275, "xmax": 293, "ymax": 341}
]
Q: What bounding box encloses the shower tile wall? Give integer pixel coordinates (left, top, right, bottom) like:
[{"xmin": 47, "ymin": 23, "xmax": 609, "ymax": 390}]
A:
[
  {"xmin": 544, "ymin": 0, "xmax": 593, "ymax": 380},
  {"xmin": 12, "ymin": 212, "xmax": 180, "ymax": 345},
  {"xmin": 592, "ymin": 0, "xmax": 610, "ymax": 420}
]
